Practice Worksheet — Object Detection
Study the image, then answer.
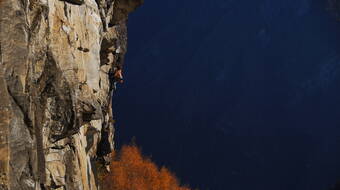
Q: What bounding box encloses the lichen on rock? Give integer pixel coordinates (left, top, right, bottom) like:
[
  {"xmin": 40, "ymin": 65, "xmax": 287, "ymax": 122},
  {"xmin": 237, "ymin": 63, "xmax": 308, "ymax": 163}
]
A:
[{"xmin": 0, "ymin": 0, "xmax": 142, "ymax": 189}]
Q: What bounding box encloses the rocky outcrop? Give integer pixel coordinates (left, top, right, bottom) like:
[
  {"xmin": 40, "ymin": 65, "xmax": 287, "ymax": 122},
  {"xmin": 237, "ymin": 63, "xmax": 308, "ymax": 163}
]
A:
[{"xmin": 0, "ymin": 0, "xmax": 142, "ymax": 189}]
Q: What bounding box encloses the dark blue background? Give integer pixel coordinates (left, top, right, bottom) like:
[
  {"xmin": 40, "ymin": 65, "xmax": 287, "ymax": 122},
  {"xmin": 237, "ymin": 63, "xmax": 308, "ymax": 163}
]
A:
[{"xmin": 114, "ymin": 0, "xmax": 340, "ymax": 189}]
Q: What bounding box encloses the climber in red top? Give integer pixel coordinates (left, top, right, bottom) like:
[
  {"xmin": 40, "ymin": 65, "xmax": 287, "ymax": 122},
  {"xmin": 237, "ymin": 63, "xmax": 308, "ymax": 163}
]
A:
[
  {"xmin": 114, "ymin": 68, "xmax": 124, "ymax": 83},
  {"xmin": 108, "ymin": 66, "xmax": 123, "ymax": 92}
]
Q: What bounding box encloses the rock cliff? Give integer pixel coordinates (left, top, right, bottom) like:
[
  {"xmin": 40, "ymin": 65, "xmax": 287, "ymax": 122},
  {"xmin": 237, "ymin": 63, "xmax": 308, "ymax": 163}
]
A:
[{"xmin": 0, "ymin": 0, "xmax": 142, "ymax": 189}]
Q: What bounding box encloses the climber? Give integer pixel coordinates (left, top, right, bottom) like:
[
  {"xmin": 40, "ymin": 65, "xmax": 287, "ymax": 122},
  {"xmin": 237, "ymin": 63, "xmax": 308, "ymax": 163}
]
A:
[
  {"xmin": 114, "ymin": 66, "xmax": 124, "ymax": 83},
  {"xmin": 108, "ymin": 66, "xmax": 124, "ymax": 91}
]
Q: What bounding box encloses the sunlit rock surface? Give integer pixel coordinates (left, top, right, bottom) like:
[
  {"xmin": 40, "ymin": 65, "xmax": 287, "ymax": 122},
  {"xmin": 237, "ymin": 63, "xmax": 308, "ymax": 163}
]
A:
[{"xmin": 0, "ymin": 0, "xmax": 142, "ymax": 189}]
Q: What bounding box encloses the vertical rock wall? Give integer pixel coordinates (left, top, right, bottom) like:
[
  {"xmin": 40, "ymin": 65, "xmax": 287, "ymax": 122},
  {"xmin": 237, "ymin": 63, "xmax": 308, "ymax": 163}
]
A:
[{"xmin": 0, "ymin": 0, "xmax": 142, "ymax": 189}]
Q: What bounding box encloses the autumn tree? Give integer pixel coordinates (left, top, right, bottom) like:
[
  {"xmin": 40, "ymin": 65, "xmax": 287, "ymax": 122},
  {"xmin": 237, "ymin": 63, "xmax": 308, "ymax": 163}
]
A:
[{"xmin": 101, "ymin": 144, "xmax": 191, "ymax": 190}]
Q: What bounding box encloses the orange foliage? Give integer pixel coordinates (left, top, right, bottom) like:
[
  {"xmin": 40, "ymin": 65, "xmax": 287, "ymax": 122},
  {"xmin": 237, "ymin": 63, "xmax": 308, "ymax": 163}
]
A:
[{"xmin": 102, "ymin": 144, "xmax": 192, "ymax": 190}]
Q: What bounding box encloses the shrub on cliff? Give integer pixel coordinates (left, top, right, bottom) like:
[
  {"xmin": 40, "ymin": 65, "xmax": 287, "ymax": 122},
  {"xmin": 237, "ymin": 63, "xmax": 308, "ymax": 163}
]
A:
[{"xmin": 101, "ymin": 144, "xmax": 191, "ymax": 190}]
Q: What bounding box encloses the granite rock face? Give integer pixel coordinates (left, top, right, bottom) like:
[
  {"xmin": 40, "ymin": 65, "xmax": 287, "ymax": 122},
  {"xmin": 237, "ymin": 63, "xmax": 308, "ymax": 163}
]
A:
[{"xmin": 0, "ymin": 0, "xmax": 142, "ymax": 189}]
